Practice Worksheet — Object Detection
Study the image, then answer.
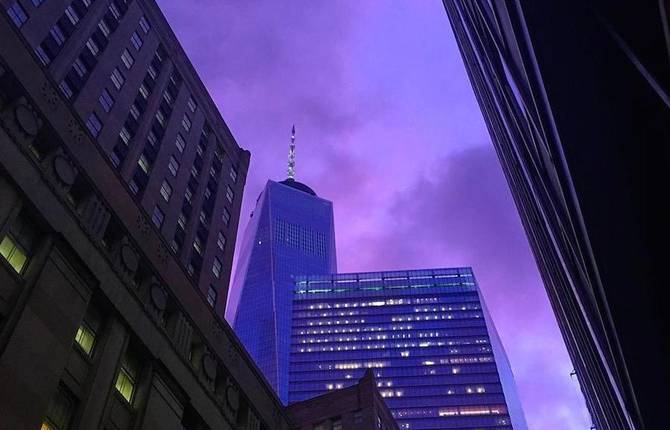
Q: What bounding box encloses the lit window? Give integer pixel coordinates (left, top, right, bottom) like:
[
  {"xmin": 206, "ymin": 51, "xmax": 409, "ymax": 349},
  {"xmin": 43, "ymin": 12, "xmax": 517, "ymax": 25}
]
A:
[
  {"xmin": 74, "ymin": 322, "xmax": 96, "ymax": 356},
  {"xmin": 187, "ymin": 96, "xmax": 197, "ymax": 113},
  {"xmin": 160, "ymin": 180, "xmax": 172, "ymax": 202},
  {"xmin": 99, "ymin": 88, "xmax": 114, "ymax": 112},
  {"xmin": 182, "ymin": 114, "xmax": 191, "ymax": 132},
  {"xmin": 85, "ymin": 113, "xmax": 102, "ymax": 137},
  {"xmin": 222, "ymin": 208, "xmax": 230, "ymax": 226},
  {"xmin": 50, "ymin": 25, "xmax": 66, "ymax": 46},
  {"xmin": 129, "ymin": 103, "xmax": 140, "ymax": 120},
  {"xmin": 184, "ymin": 186, "xmax": 193, "ymax": 203},
  {"xmin": 121, "ymin": 49, "xmax": 134, "ymax": 69},
  {"xmin": 130, "ymin": 31, "xmax": 143, "ymax": 50},
  {"xmin": 32, "ymin": 0, "xmax": 44, "ymax": 6},
  {"xmin": 193, "ymin": 237, "xmax": 203, "ymax": 255},
  {"xmin": 177, "ymin": 213, "xmax": 187, "ymax": 230},
  {"xmin": 217, "ymin": 232, "xmax": 226, "ymax": 251},
  {"xmin": 110, "ymin": 67, "xmax": 125, "ymax": 90},
  {"xmin": 175, "ymin": 133, "xmax": 186, "ymax": 153},
  {"xmin": 168, "ymin": 156, "xmax": 179, "ymax": 176},
  {"xmin": 139, "ymin": 16, "xmax": 151, "ymax": 34},
  {"xmin": 155, "ymin": 109, "xmax": 165, "ymax": 126},
  {"xmin": 115, "ymin": 351, "xmax": 139, "ymax": 404},
  {"xmin": 7, "ymin": 2, "xmax": 28, "ymax": 28},
  {"xmin": 212, "ymin": 257, "xmax": 222, "ymax": 278},
  {"xmin": 147, "ymin": 64, "xmax": 158, "ymax": 81},
  {"xmin": 0, "ymin": 235, "xmax": 28, "ymax": 274},
  {"xmin": 138, "ymin": 83, "xmax": 149, "ymax": 100},
  {"xmin": 65, "ymin": 6, "xmax": 79, "ymax": 25},
  {"xmin": 42, "ymin": 385, "xmax": 76, "ymax": 430},
  {"xmin": 225, "ymin": 185, "xmax": 234, "ymax": 203},
  {"xmin": 151, "ymin": 206, "xmax": 164, "ymax": 228},
  {"xmin": 206, "ymin": 285, "xmax": 217, "ymax": 307},
  {"xmin": 229, "ymin": 166, "xmax": 237, "ymax": 182},
  {"xmin": 147, "ymin": 130, "xmax": 158, "ymax": 147}
]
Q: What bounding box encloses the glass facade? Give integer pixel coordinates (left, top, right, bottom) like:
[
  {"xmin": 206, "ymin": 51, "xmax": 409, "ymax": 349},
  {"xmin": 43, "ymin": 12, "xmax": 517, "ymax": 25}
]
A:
[
  {"xmin": 289, "ymin": 268, "xmax": 527, "ymax": 430},
  {"xmin": 230, "ymin": 179, "xmax": 337, "ymax": 403}
]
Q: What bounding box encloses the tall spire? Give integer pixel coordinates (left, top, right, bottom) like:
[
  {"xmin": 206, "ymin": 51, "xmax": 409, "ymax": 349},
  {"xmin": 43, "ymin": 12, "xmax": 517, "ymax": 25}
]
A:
[{"xmin": 287, "ymin": 124, "xmax": 296, "ymax": 179}]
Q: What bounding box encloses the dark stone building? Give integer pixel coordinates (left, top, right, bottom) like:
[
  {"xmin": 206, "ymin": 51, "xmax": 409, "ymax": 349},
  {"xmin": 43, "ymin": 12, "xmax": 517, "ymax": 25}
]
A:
[
  {"xmin": 0, "ymin": 0, "xmax": 291, "ymax": 429},
  {"xmin": 287, "ymin": 370, "xmax": 399, "ymax": 430},
  {"xmin": 2, "ymin": 0, "xmax": 247, "ymax": 316},
  {"xmin": 442, "ymin": 1, "xmax": 669, "ymax": 429}
]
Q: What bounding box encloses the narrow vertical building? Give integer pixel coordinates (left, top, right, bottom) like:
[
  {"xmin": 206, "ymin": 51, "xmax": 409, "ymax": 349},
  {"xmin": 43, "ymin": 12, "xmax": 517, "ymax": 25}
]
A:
[
  {"xmin": 442, "ymin": 1, "xmax": 669, "ymax": 428},
  {"xmin": 230, "ymin": 135, "xmax": 337, "ymax": 404},
  {"xmin": 289, "ymin": 268, "xmax": 527, "ymax": 430}
]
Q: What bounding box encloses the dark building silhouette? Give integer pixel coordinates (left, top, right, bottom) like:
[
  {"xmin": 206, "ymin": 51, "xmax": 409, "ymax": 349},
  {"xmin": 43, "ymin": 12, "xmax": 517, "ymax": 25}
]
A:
[
  {"xmin": 442, "ymin": 1, "xmax": 669, "ymax": 429},
  {"xmin": 287, "ymin": 370, "xmax": 399, "ymax": 430},
  {"xmin": 0, "ymin": 0, "xmax": 291, "ymax": 429},
  {"xmin": 2, "ymin": 0, "xmax": 247, "ymax": 316}
]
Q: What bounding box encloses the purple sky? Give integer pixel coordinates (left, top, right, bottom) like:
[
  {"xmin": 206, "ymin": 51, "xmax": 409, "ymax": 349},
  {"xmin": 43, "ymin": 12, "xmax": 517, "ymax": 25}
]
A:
[{"xmin": 157, "ymin": 1, "xmax": 591, "ymax": 428}]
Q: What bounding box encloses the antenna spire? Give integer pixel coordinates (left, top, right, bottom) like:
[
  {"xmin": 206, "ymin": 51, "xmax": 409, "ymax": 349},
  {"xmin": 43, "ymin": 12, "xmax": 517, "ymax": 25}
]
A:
[{"xmin": 287, "ymin": 125, "xmax": 296, "ymax": 179}]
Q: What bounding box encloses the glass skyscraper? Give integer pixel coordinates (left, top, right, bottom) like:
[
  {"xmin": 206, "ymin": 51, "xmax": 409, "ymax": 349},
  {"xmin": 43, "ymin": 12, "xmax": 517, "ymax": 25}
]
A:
[
  {"xmin": 289, "ymin": 267, "xmax": 527, "ymax": 430},
  {"xmin": 229, "ymin": 178, "xmax": 337, "ymax": 403}
]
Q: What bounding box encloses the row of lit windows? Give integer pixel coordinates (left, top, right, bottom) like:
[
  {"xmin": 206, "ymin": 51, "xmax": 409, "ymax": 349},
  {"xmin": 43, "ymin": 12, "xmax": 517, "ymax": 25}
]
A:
[
  {"xmin": 296, "ymin": 272, "xmax": 473, "ymax": 287},
  {"xmin": 297, "ymin": 304, "xmax": 481, "ymax": 318}
]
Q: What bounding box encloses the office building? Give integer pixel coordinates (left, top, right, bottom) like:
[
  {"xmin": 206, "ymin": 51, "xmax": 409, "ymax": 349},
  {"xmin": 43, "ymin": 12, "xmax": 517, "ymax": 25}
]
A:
[
  {"xmin": 3, "ymin": 0, "xmax": 247, "ymax": 316},
  {"xmin": 0, "ymin": 0, "xmax": 291, "ymax": 428},
  {"xmin": 289, "ymin": 268, "xmax": 527, "ymax": 430},
  {"xmin": 288, "ymin": 369, "xmax": 399, "ymax": 430},
  {"xmin": 230, "ymin": 165, "xmax": 338, "ymax": 403},
  {"xmin": 442, "ymin": 1, "xmax": 669, "ymax": 429}
]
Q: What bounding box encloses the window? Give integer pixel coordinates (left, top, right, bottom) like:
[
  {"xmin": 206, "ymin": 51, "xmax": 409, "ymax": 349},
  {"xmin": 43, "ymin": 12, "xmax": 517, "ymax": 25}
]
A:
[
  {"xmin": 74, "ymin": 321, "xmax": 96, "ymax": 356},
  {"xmin": 35, "ymin": 46, "xmax": 50, "ymax": 66},
  {"xmin": 177, "ymin": 213, "xmax": 187, "ymax": 229},
  {"xmin": 139, "ymin": 16, "xmax": 150, "ymax": 34},
  {"xmin": 222, "ymin": 208, "xmax": 230, "ymax": 226},
  {"xmin": 42, "ymin": 385, "xmax": 76, "ymax": 430},
  {"xmin": 230, "ymin": 166, "xmax": 238, "ymax": 183},
  {"xmin": 86, "ymin": 38, "xmax": 99, "ymax": 56},
  {"xmin": 212, "ymin": 258, "xmax": 222, "ymax": 278},
  {"xmin": 184, "ymin": 186, "xmax": 193, "ymax": 203},
  {"xmin": 6, "ymin": 2, "xmax": 28, "ymax": 28},
  {"xmin": 110, "ymin": 67, "xmax": 125, "ymax": 90},
  {"xmin": 155, "ymin": 109, "xmax": 165, "ymax": 126},
  {"xmin": 128, "ymin": 179, "xmax": 139, "ymax": 195},
  {"xmin": 65, "ymin": 5, "xmax": 79, "ymax": 25},
  {"xmin": 130, "ymin": 31, "xmax": 142, "ymax": 50},
  {"xmin": 187, "ymin": 96, "xmax": 197, "ymax": 113},
  {"xmin": 32, "ymin": 0, "xmax": 44, "ymax": 6},
  {"xmin": 160, "ymin": 180, "xmax": 172, "ymax": 202},
  {"xmin": 59, "ymin": 81, "xmax": 73, "ymax": 99},
  {"xmin": 121, "ymin": 49, "xmax": 134, "ymax": 69},
  {"xmin": 85, "ymin": 113, "xmax": 102, "ymax": 137},
  {"xmin": 115, "ymin": 350, "xmax": 139, "ymax": 404},
  {"xmin": 138, "ymin": 83, "xmax": 149, "ymax": 99},
  {"xmin": 217, "ymin": 232, "xmax": 226, "ymax": 251},
  {"xmin": 332, "ymin": 419, "xmax": 342, "ymax": 430},
  {"xmin": 119, "ymin": 126, "xmax": 131, "ymax": 144},
  {"xmin": 129, "ymin": 103, "xmax": 140, "ymax": 120},
  {"xmin": 137, "ymin": 154, "xmax": 150, "ymax": 173},
  {"xmin": 147, "ymin": 130, "xmax": 157, "ymax": 147},
  {"xmin": 193, "ymin": 237, "xmax": 202, "ymax": 255},
  {"xmin": 168, "ymin": 156, "xmax": 179, "ymax": 176},
  {"xmin": 225, "ymin": 185, "xmax": 234, "ymax": 203},
  {"xmin": 181, "ymin": 113, "xmax": 191, "ymax": 132},
  {"xmin": 73, "ymin": 58, "xmax": 88, "ymax": 78},
  {"xmin": 98, "ymin": 19, "xmax": 110, "ymax": 38},
  {"xmin": 108, "ymin": 2, "xmax": 121, "ymax": 20},
  {"xmin": 147, "ymin": 64, "xmax": 158, "ymax": 80},
  {"xmin": 0, "ymin": 216, "xmax": 38, "ymax": 275},
  {"xmin": 175, "ymin": 133, "xmax": 185, "ymax": 153},
  {"xmin": 50, "ymin": 25, "xmax": 66, "ymax": 46},
  {"xmin": 206, "ymin": 285, "xmax": 217, "ymax": 307},
  {"xmin": 99, "ymin": 89, "xmax": 114, "ymax": 112},
  {"xmin": 151, "ymin": 206, "xmax": 164, "ymax": 228}
]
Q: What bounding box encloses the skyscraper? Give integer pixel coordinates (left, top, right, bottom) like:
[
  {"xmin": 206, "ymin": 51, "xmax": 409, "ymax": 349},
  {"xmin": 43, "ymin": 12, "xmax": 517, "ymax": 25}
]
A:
[
  {"xmin": 230, "ymin": 138, "xmax": 338, "ymax": 403},
  {"xmin": 2, "ymin": 0, "xmax": 247, "ymax": 316},
  {"xmin": 289, "ymin": 268, "xmax": 527, "ymax": 430},
  {"xmin": 0, "ymin": 0, "xmax": 290, "ymax": 428},
  {"xmin": 442, "ymin": 1, "xmax": 669, "ymax": 429}
]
